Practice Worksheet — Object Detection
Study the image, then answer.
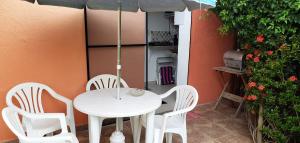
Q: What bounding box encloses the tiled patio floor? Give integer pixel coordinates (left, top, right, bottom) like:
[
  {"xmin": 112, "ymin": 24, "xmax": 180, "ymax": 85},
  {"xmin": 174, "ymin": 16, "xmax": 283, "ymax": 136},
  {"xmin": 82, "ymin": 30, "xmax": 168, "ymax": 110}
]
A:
[{"xmin": 77, "ymin": 103, "xmax": 253, "ymax": 143}]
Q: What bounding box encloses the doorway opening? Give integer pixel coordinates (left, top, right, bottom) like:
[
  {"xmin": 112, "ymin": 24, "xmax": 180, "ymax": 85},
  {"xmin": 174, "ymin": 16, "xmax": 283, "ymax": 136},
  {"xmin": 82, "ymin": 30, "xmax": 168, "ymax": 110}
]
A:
[{"xmin": 145, "ymin": 12, "xmax": 179, "ymax": 113}]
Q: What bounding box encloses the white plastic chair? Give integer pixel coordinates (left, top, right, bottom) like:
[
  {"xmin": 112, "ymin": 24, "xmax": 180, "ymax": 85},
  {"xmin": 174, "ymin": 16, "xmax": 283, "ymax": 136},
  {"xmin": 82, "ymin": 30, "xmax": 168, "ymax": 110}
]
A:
[
  {"xmin": 136, "ymin": 85, "xmax": 199, "ymax": 143},
  {"xmin": 6, "ymin": 82, "xmax": 76, "ymax": 137},
  {"xmin": 86, "ymin": 74, "xmax": 138, "ymax": 140},
  {"xmin": 2, "ymin": 107, "xmax": 79, "ymax": 143}
]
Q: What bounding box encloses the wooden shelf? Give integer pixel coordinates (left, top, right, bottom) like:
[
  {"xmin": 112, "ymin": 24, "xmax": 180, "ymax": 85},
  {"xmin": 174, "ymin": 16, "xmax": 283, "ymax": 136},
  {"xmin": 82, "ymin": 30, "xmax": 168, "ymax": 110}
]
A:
[
  {"xmin": 213, "ymin": 66, "xmax": 244, "ymax": 75},
  {"xmin": 222, "ymin": 92, "xmax": 244, "ymax": 103},
  {"xmin": 149, "ymin": 45, "xmax": 177, "ymax": 49},
  {"xmin": 213, "ymin": 66, "xmax": 246, "ymax": 117}
]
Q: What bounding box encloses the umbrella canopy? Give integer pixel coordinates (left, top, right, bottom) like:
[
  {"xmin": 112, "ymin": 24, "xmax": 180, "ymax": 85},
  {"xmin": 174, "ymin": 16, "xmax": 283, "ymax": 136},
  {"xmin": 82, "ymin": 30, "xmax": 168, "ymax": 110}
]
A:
[{"xmin": 22, "ymin": 0, "xmax": 215, "ymax": 11}]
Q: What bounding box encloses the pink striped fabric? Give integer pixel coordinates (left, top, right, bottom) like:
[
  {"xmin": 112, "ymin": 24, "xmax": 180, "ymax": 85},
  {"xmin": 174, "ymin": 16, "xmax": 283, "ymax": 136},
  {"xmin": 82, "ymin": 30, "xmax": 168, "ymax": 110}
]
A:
[{"xmin": 160, "ymin": 66, "xmax": 174, "ymax": 85}]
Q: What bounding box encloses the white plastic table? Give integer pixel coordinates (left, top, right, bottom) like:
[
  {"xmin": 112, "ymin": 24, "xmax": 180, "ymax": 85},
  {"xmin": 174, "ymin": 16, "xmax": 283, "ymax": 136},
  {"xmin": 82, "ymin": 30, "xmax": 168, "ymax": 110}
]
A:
[{"xmin": 73, "ymin": 88, "xmax": 162, "ymax": 143}]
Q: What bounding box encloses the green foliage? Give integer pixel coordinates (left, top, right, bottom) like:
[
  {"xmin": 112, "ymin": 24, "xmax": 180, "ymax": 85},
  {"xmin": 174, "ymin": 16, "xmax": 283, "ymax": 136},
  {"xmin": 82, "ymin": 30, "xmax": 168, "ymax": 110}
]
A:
[{"xmin": 214, "ymin": 0, "xmax": 300, "ymax": 142}]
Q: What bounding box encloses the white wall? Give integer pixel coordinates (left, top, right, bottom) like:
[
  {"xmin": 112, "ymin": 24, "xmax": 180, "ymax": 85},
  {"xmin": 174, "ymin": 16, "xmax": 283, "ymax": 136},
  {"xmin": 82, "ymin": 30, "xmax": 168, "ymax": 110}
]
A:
[
  {"xmin": 146, "ymin": 11, "xmax": 191, "ymax": 84},
  {"xmin": 148, "ymin": 47, "xmax": 176, "ymax": 82},
  {"xmin": 147, "ymin": 12, "xmax": 171, "ymax": 42},
  {"xmin": 176, "ymin": 10, "xmax": 191, "ymax": 85},
  {"xmin": 147, "ymin": 12, "xmax": 176, "ymax": 82}
]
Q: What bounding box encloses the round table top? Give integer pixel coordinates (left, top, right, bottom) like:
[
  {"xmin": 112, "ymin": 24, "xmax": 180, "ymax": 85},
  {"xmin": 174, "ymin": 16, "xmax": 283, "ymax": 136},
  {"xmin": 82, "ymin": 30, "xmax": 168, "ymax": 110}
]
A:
[{"xmin": 73, "ymin": 88, "xmax": 162, "ymax": 118}]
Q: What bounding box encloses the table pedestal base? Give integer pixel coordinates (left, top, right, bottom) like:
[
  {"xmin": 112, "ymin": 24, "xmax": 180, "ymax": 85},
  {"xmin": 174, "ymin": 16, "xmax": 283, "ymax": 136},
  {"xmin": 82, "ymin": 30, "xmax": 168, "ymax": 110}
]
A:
[{"xmin": 110, "ymin": 131, "xmax": 125, "ymax": 143}]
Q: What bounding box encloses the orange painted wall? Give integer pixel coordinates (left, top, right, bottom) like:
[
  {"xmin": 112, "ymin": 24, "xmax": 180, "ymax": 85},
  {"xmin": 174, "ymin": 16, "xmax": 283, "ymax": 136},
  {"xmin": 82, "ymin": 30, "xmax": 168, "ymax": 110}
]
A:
[
  {"xmin": 0, "ymin": 0, "xmax": 87, "ymax": 141},
  {"xmin": 188, "ymin": 10, "xmax": 235, "ymax": 103}
]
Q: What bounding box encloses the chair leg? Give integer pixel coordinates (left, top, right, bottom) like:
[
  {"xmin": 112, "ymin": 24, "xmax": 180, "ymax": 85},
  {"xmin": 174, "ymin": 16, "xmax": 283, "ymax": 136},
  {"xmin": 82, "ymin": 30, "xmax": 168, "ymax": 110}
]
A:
[
  {"xmin": 158, "ymin": 73, "xmax": 161, "ymax": 85},
  {"xmin": 156, "ymin": 72, "xmax": 159, "ymax": 85},
  {"xmin": 180, "ymin": 131, "xmax": 187, "ymax": 143},
  {"xmin": 153, "ymin": 129, "xmax": 162, "ymax": 143},
  {"xmin": 166, "ymin": 133, "xmax": 172, "ymax": 143},
  {"xmin": 69, "ymin": 119, "xmax": 76, "ymax": 135},
  {"xmin": 98, "ymin": 117, "xmax": 104, "ymax": 141}
]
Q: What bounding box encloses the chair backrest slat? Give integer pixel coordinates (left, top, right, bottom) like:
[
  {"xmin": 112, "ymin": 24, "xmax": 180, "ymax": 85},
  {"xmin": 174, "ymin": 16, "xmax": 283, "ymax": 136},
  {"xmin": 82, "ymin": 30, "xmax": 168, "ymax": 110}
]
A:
[
  {"xmin": 14, "ymin": 93, "xmax": 26, "ymax": 111},
  {"xmin": 16, "ymin": 90, "xmax": 31, "ymax": 113},
  {"xmin": 24, "ymin": 87, "xmax": 35, "ymax": 113},
  {"xmin": 86, "ymin": 74, "xmax": 129, "ymax": 91},
  {"xmin": 32, "ymin": 86, "xmax": 39, "ymax": 113},
  {"xmin": 37, "ymin": 87, "xmax": 44, "ymax": 113},
  {"xmin": 171, "ymin": 85, "xmax": 198, "ymax": 119},
  {"xmin": 32, "ymin": 86, "xmax": 40, "ymax": 113}
]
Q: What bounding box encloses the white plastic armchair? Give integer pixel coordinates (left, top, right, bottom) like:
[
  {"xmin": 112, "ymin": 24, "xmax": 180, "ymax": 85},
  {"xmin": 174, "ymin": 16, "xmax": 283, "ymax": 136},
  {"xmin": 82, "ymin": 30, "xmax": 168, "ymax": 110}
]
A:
[
  {"xmin": 136, "ymin": 85, "xmax": 199, "ymax": 143},
  {"xmin": 6, "ymin": 82, "xmax": 76, "ymax": 137},
  {"xmin": 2, "ymin": 107, "xmax": 79, "ymax": 143}
]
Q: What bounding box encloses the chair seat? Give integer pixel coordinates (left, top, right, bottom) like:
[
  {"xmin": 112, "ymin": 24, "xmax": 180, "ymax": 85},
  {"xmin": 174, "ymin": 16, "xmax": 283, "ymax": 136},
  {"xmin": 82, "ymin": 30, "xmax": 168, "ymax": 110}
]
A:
[
  {"xmin": 142, "ymin": 115, "xmax": 184, "ymax": 131},
  {"xmin": 28, "ymin": 118, "xmax": 63, "ymax": 136},
  {"xmin": 31, "ymin": 118, "xmax": 60, "ymax": 129}
]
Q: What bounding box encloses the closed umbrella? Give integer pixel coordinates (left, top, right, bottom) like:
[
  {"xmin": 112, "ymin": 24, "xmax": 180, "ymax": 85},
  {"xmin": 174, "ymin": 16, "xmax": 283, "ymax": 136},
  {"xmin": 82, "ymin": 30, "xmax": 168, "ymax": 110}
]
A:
[{"xmin": 21, "ymin": 0, "xmax": 216, "ymax": 142}]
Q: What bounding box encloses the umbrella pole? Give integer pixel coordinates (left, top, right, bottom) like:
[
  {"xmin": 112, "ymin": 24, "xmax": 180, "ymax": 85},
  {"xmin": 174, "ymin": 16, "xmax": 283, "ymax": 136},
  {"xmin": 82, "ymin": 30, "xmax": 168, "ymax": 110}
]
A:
[
  {"xmin": 111, "ymin": 5, "xmax": 126, "ymax": 143},
  {"xmin": 116, "ymin": 1, "xmax": 122, "ymax": 134},
  {"xmin": 117, "ymin": 2, "xmax": 122, "ymax": 101}
]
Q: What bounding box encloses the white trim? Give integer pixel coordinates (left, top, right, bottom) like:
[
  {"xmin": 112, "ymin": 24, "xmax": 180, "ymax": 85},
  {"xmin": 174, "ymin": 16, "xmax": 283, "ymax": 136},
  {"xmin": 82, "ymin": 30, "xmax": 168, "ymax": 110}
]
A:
[{"xmin": 176, "ymin": 9, "xmax": 191, "ymax": 85}]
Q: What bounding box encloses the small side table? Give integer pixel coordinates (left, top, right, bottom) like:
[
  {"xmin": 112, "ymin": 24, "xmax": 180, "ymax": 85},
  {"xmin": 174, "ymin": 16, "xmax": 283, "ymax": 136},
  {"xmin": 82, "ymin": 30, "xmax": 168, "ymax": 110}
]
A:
[{"xmin": 213, "ymin": 66, "xmax": 246, "ymax": 117}]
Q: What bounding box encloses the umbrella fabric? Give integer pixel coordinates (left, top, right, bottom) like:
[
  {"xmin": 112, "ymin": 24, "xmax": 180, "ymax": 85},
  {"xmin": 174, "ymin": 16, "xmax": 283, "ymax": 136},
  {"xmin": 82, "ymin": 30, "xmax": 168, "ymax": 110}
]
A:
[
  {"xmin": 88, "ymin": 0, "xmax": 139, "ymax": 12},
  {"xmin": 25, "ymin": 0, "xmax": 86, "ymax": 9},
  {"xmin": 22, "ymin": 0, "xmax": 216, "ymax": 11}
]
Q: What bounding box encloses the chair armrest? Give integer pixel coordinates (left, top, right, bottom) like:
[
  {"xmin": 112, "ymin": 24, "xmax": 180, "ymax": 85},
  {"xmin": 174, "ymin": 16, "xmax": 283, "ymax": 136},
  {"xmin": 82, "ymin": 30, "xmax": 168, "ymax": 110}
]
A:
[
  {"xmin": 53, "ymin": 94, "xmax": 73, "ymax": 119},
  {"xmin": 50, "ymin": 94, "xmax": 75, "ymax": 134},
  {"xmin": 53, "ymin": 94, "xmax": 72, "ymax": 106},
  {"xmin": 160, "ymin": 92, "xmax": 171, "ymax": 99},
  {"xmin": 160, "ymin": 88, "xmax": 176, "ymax": 99},
  {"xmin": 19, "ymin": 111, "xmax": 69, "ymax": 133}
]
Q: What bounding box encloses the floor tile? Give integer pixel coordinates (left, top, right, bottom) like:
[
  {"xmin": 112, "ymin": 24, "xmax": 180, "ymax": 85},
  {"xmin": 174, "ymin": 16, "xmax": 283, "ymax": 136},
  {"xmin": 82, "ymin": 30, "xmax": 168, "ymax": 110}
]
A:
[{"xmin": 75, "ymin": 103, "xmax": 253, "ymax": 143}]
